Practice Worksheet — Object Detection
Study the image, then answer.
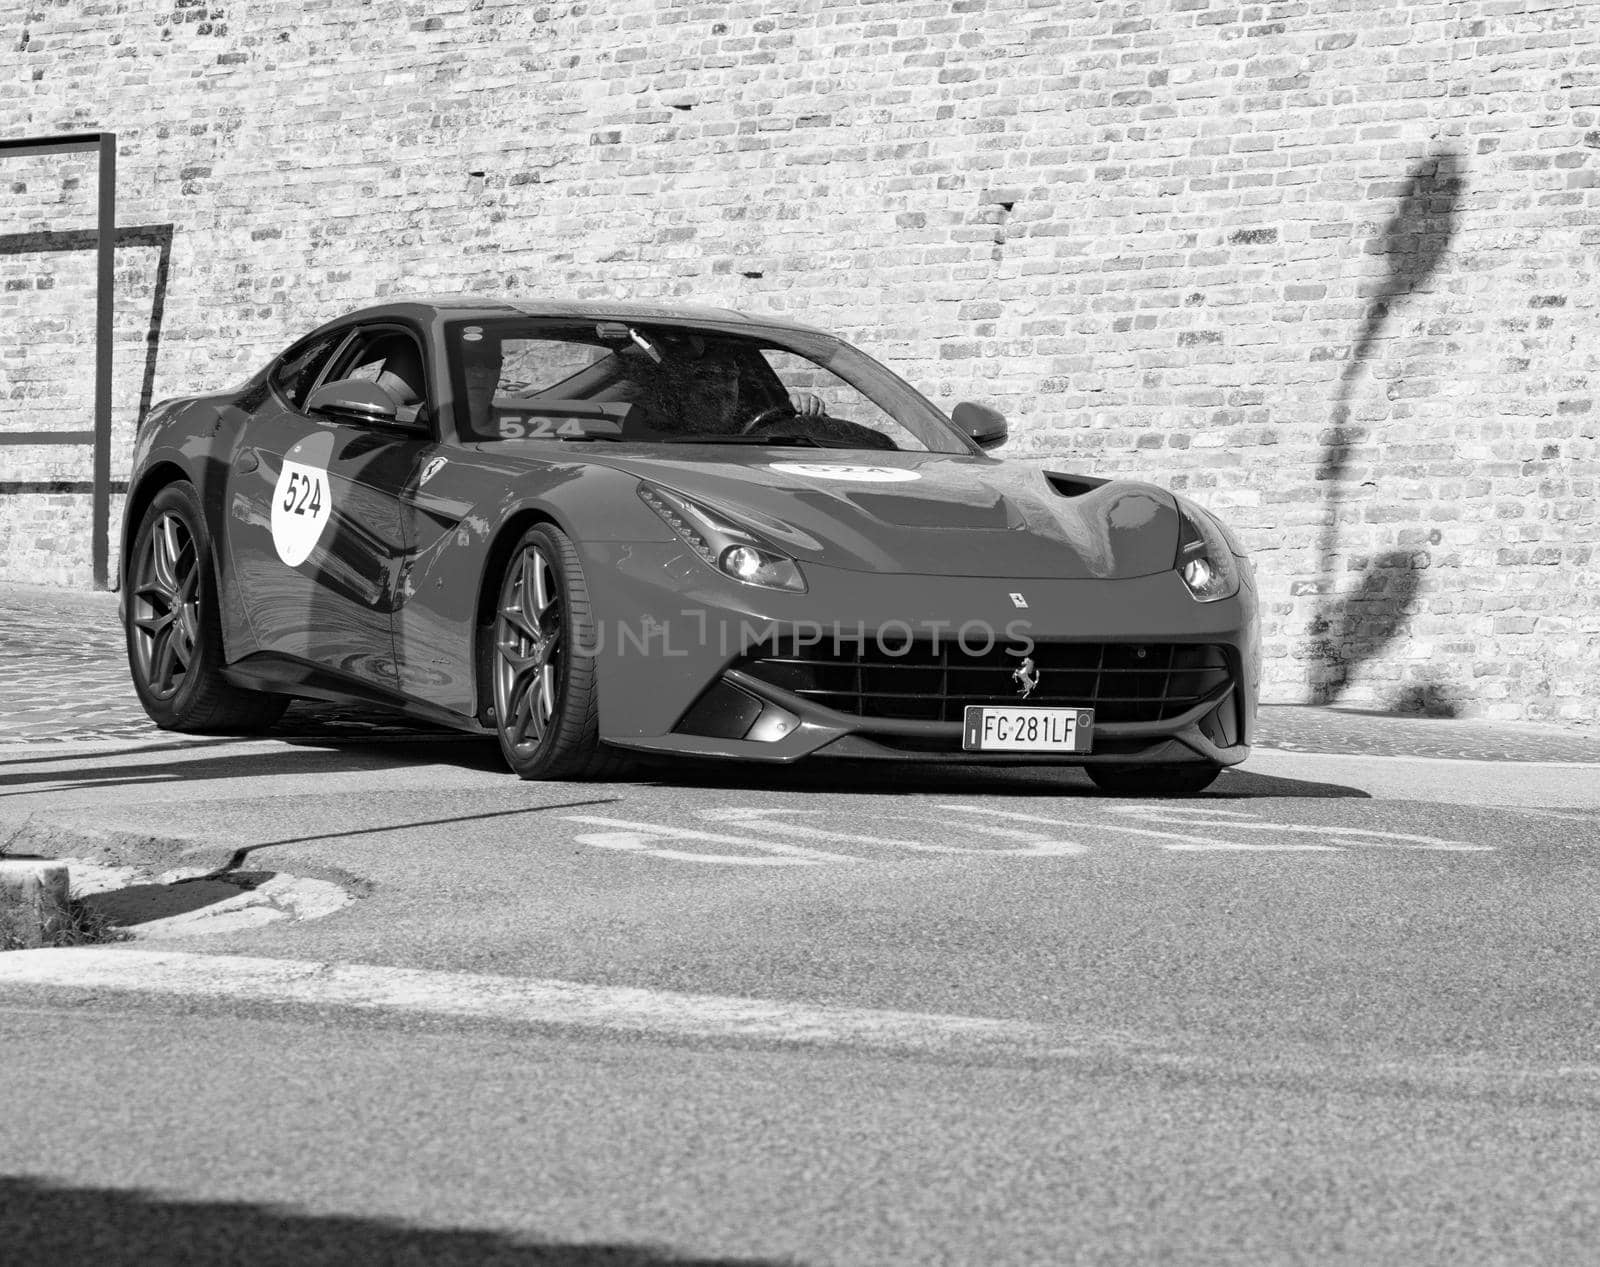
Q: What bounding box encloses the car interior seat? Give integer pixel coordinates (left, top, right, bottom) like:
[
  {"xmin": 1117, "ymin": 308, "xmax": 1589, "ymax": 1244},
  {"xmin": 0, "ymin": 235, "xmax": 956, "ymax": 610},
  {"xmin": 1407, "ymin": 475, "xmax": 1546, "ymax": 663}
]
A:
[{"xmin": 374, "ymin": 339, "xmax": 427, "ymax": 415}]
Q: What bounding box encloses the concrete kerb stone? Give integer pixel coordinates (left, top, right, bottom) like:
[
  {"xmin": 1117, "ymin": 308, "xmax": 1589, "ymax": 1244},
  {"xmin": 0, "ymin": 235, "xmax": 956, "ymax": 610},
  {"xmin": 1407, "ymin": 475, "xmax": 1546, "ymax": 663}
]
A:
[{"xmin": 0, "ymin": 860, "xmax": 71, "ymax": 948}]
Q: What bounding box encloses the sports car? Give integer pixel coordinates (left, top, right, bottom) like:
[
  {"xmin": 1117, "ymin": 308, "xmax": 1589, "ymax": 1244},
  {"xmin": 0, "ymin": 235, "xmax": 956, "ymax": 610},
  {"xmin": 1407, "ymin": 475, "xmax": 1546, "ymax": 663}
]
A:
[{"xmin": 120, "ymin": 298, "xmax": 1258, "ymax": 793}]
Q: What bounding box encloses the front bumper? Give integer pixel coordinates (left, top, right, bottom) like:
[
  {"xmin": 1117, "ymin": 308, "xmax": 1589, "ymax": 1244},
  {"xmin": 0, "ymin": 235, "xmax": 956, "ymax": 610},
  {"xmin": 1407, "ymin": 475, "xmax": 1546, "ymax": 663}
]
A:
[{"xmin": 585, "ymin": 544, "xmax": 1260, "ymax": 766}]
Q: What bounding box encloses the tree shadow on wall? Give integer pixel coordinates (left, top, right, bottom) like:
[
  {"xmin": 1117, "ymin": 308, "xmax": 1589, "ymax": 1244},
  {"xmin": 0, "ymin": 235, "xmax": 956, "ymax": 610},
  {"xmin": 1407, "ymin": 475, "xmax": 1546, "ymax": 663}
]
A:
[
  {"xmin": 1303, "ymin": 548, "xmax": 1460, "ymax": 716},
  {"xmin": 1311, "ymin": 148, "xmax": 1466, "ymax": 708},
  {"xmin": 0, "ymin": 1175, "xmax": 797, "ymax": 1267}
]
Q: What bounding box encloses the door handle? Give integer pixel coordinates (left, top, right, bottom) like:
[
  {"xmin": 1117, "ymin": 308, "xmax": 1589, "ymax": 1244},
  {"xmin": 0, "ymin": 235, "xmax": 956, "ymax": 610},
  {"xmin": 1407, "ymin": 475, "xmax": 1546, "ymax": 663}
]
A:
[{"xmin": 235, "ymin": 448, "xmax": 260, "ymax": 474}]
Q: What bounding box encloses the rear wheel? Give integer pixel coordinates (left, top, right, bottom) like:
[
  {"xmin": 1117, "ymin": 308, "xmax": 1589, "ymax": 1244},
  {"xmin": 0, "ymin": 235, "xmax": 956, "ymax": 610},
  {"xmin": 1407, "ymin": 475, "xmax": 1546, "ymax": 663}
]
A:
[
  {"xmin": 490, "ymin": 523, "xmax": 626, "ymax": 780},
  {"xmin": 125, "ymin": 482, "xmax": 288, "ymax": 732},
  {"xmin": 1085, "ymin": 763, "xmax": 1222, "ymax": 798}
]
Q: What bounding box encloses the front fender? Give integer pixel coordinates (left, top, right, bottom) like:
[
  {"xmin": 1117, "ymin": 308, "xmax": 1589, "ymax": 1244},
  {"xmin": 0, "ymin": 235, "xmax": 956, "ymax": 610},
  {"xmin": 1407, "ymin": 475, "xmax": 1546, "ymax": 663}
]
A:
[
  {"xmin": 395, "ymin": 458, "xmax": 676, "ymax": 718},
  {"xmin": 120, "ymin": 395, "xmax": 259, "ymax": 660}
]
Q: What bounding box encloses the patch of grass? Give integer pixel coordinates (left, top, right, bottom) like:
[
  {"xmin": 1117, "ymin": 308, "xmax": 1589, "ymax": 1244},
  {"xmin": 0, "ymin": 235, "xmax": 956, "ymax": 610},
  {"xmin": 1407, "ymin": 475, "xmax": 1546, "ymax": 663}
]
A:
[
  {"xmin": 0, "ymin": 896, "xmax": 132, "ymax": 951},
  {"xmin": 1, "ymin": 842, "xmax": 134, "ymax": 949}
]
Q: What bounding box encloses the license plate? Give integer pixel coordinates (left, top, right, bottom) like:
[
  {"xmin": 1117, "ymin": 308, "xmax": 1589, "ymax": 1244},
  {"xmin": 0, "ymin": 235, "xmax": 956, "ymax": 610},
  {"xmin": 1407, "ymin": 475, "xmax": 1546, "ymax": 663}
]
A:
[{"xmin": 962, "ymin": 707, "xmax": 1094, "ymax": 753}]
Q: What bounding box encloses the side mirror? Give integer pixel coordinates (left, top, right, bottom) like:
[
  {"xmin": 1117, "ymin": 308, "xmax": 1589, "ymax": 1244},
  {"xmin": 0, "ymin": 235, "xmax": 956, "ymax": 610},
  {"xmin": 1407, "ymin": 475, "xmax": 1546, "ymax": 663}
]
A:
[
  {"xmin": 952, "ymin": 401, "xmax": 1008, "ymax": 451},
  {"xmin": 305, "ymin": 377, "xmax": 400, "ymax": 426}
]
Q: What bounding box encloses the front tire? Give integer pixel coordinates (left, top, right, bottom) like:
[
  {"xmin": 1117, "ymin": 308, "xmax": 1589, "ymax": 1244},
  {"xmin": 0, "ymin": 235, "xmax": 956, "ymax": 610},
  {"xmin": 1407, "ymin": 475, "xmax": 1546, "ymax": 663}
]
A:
[
  {"xmin": 125, "ymin": 482, "xmax": 289, "ymax": 733},
  {"xmin": 1085, "ymin": 762, "xmax": 1222, "ymax": 797},
  {"xmin": 490, "ymin": 523, "xmax": 624, "ymax": 780}
]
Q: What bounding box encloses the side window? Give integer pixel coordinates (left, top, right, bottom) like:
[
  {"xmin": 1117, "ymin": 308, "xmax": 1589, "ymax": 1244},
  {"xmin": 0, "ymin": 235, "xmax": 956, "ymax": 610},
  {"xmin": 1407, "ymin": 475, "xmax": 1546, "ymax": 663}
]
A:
[
  {"xmin": 323, "ymin": 327, "xmax": 431, "ymax": 427},
  {"xmin": 498, "ymin": 338, "xmax": 611, "ymax": 395},
  {"xmin": 270, "ymin": 330, "xmax": 344, "ymax": 409},
  {"xmin": 449, "ymin": 326, "xmax": 622, "ymax": 440}
]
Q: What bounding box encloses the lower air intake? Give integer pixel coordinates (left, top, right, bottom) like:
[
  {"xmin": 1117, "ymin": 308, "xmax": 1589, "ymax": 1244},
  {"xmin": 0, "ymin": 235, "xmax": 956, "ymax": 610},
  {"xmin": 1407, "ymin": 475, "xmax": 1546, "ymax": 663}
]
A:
[{"xmin": 737, "ymin": 639, "xmax": 1233, "ymax": 725}]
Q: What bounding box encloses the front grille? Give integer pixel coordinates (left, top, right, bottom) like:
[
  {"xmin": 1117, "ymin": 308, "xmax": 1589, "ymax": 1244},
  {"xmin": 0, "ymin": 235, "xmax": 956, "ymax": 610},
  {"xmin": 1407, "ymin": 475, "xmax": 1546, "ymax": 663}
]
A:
[{"xmin": 737, "ymin": 639, "xmax": 1232, "ymax": 725}]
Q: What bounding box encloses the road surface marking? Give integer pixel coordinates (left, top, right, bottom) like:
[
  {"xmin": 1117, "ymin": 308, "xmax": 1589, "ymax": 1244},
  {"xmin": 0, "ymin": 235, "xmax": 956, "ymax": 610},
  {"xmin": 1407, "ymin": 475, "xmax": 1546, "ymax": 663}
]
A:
[
  {"xmin": 1101, "ymin": 805, "xmax": 1490, "ymax": 851},
  {"xmin": 950, "ymin": 823, "xmax": 1090, "ymax": 856},
  {"xmin": 699, "ymin": 807, "xmax": 924, "ymax": 848},
  {"xmin": 699, "ymin": 807, "xmax": 1087, "ymax": 857},
  {"xmin": 565, "ymin": 815, "xmax": 852, "ymax": 865},
  {"xmin": 1182, "ymin": 823, "xmax": 1492, "ymax": 851},
  {"xmin": 0, "ymin": 949, "xmax": 1058, "ymax": 1057},
  {"xmin": 5, "ymin": 951, "xmax": 1598, "ymax": 1095},
  {"xmin": 1107, "ymin": 806, "xmax": 1258, "ymax": 820},
  {"xmin": 944, "ymin": 805, "xmax": 1335, "ymax": 852},
  {"xmin": 564, "ymin": 805, "xmax": 1495, "ymax": 866},
  {"xmin": 1509, "ymin": 808, "xmax": 1597, "ymax": 824}
]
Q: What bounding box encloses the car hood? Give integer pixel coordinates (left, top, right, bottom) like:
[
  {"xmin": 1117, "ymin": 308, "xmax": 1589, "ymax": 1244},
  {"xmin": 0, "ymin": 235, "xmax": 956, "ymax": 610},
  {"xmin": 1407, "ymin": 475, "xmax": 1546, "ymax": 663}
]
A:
[{"xmin": 573, "ymin": 447, "xmax": 1182, "ymax": 579}]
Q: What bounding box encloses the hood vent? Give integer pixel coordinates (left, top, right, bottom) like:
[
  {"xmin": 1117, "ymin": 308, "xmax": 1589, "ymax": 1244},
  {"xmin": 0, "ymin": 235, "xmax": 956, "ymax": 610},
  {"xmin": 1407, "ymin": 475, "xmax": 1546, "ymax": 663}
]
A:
[{"xmin": 1045, "ymin": 471, "xmax": 1111, "ymax": 498}]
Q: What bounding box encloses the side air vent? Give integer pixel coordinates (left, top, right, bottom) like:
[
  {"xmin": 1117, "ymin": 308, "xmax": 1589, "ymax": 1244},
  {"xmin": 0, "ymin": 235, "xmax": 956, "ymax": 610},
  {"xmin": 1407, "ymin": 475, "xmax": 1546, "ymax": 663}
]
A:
[{"xmin": 1045, "ymin": 471, "xmax": 1110, "ymax": 498}]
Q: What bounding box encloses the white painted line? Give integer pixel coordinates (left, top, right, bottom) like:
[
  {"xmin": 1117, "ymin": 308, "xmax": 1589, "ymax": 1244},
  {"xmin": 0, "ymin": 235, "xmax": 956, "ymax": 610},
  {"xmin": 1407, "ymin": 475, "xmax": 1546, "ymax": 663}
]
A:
[
  {"xmin": 701, "ymin": 807, "xmax": 1090, "ymax": 858},
  {"xmin": 700, "ymin": 807, "xmax": 924, "ymax": 848},
  {"xmin": 694, "ymin": 812, "xmax": 1081, "ymax": 863},
  {"xmin": 946, "ymin": 805, "xmax": 1492, "ymax": 853},
  {"xmin": 1102, "ymin": 805, "xmax": 1492, "ymax": 851},
  {"xmin": 7, "ymin": 949, "xmax": 1598, "ymax": 1094},
  {"xmin": 1508, "ymin": 808, "xmax": 1598, "ymax": 824},
  {"xmin": 941, "ymin": 805, "xmax": 1334, "ymax": 852},
  {"xmin": 566, "ymin": 814, "xmax": 854, "ymax": 865},
  {"xmin": 949, "ymin": 823, "xmax": 1089, "ymax": 856},
  {"xmin": 0, "ymin": 949, "xmax": 1059, "ymax": 1057}
]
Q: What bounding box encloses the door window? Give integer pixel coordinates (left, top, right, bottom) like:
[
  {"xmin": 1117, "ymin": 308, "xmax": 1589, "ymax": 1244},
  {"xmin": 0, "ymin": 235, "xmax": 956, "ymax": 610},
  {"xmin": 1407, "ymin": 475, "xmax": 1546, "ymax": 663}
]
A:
[
  {"xmin": 271, "ymin": 329, "xmax": 346, "ymax": 409},
  {"xmin": 325, "ymin": 327, "xmax": 432, "ymax": 427}
]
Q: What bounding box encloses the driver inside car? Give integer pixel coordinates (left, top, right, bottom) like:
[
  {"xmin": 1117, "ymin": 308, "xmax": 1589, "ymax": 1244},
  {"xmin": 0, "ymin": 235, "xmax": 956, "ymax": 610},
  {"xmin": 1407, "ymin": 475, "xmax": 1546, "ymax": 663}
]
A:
[{"xmin": 601, "ymin": 336, "xmax": 823, "ymax": 436}]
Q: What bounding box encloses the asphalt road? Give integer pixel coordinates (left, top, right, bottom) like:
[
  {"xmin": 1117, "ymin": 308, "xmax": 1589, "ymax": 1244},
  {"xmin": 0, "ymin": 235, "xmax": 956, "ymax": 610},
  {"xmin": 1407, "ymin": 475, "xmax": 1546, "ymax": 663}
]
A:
[{"xmin": 3, "ymin": 729, "xmax": 1600, "ymax": 1264}]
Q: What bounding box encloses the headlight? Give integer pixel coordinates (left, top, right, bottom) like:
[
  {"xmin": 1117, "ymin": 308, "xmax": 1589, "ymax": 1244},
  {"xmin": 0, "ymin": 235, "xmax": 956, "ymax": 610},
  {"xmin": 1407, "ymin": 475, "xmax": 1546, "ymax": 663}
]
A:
[
  {"xmin": 1174, "ymin": 503, "xmax": 1241, "ymax": 603},
  {"xmin": 638, "ymin": 483, "xmax": 808, "ymax": 593}
]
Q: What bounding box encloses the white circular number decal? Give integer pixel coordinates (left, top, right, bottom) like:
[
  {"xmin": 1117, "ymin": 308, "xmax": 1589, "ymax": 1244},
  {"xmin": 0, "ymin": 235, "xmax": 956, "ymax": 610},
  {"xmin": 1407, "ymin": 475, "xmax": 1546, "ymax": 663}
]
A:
[
  {"xmin": 271, "ymin": 433, "xmax": 335, "ymax": 567},
  {"xmin": 768, "ymin": 463, "xmax": 921, "ymax": 483}
]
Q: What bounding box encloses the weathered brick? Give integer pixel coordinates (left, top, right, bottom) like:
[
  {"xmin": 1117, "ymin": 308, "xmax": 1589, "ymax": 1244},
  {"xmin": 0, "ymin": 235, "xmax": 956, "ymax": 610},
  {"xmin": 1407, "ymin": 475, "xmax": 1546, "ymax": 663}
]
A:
[{"xmin": 0, "ymin": 0, "xmax": 1594, "ymax": 724}]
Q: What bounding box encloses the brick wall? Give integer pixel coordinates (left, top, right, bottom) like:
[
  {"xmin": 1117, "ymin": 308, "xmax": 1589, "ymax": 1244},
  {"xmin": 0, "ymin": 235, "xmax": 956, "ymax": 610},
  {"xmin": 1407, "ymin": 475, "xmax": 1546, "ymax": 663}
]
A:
[{"xmin": 2, "ymin": 0, "xmax": 1596, "ymax": 722}]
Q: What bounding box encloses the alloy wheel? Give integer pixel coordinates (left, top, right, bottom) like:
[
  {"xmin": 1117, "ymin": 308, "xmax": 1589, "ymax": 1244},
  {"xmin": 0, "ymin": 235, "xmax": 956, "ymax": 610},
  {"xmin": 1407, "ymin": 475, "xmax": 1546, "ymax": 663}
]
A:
[
  {"xmin": 130, "ymin": 511, "xmax": 201, "ymax": 701},
  {"xmin": 493, "ymin": 543, "xmax": 564, "ymax": 755}
]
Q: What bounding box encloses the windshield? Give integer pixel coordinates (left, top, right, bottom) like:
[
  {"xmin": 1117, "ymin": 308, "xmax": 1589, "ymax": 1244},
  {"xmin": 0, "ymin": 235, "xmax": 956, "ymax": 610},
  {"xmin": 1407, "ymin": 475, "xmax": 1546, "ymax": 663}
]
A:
[{"xmin": 445, "ymin": 318, "xmax": 975, "ymax": 454}]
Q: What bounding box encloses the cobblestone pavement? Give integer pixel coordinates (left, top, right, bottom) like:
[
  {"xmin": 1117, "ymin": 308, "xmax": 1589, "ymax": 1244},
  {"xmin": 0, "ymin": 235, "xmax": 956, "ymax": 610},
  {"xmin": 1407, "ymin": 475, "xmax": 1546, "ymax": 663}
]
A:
[
  {"xmin": 2, "ymin": 584, "xmax": 1597, "ymax": 762},
  {"xmin": 0, "ymin": 584, "xmax": 449, "ymax": 745}
]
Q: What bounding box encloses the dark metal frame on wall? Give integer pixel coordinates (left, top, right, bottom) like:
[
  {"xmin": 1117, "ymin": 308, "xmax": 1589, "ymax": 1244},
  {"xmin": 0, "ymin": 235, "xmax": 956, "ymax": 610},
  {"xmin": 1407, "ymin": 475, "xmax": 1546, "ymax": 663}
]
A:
[{"xmin": 0, "ymin": 131, "xmax": 116, "ymax": 589}]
